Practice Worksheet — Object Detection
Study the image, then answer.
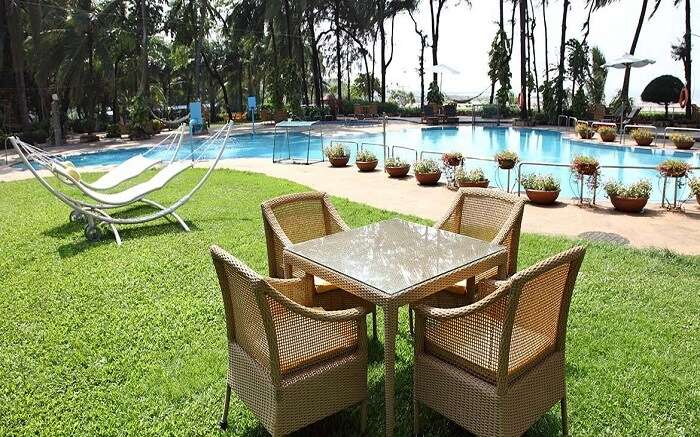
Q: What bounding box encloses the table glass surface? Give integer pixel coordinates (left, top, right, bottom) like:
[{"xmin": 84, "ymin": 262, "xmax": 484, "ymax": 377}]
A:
[{"xmin": 286, "ymin": 219, "xmax": 504, "ymax": 295}]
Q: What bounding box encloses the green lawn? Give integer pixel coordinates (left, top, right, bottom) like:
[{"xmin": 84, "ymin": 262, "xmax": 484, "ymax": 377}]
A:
[{"xmin": 1, "ymin": 169, "xmax": 698, "ymax": 436}]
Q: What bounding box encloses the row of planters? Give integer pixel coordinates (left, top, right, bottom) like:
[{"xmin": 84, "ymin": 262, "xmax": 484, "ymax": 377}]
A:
[
  {"xmin": 324, "ymin": 143, "xmax": 700, "ymax": 213},
  {"xmin": 576, "ymin": 122, "xmax": 697, "ymax": 150}
]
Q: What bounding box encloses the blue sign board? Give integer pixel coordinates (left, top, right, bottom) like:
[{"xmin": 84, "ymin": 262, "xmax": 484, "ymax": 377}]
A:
[{"xmin": 247, "ymin": 96, "xmax": 257, "ymax": 110}]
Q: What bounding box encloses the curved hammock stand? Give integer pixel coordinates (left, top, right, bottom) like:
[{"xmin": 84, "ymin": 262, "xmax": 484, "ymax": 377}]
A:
[{"xmin": 10, "ymin": 121, "xmax": 233, "ymax": 245}]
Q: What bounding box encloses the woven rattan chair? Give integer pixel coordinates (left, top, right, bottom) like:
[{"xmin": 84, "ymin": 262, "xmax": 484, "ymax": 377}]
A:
[
  {"xmin": 211, "ymin": 245, "xmax": 370, "ymax": 436},
  {"xmin": 408, "ymin": 188, "xmax": 525, "ymax": 335},
  {"xmin": 261, "ymin": 191, "xmax": 377, "ymax": 338},
  {"xmin": 411, "ymin": 246, "xmax": 586, "ymax": 437}
]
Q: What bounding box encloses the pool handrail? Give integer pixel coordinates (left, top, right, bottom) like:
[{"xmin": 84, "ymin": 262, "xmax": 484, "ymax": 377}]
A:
[
  {"xmin": 360, "ymin": 142, "xmax": 388, "ymax": 161},
  {"xmin": 391, "ymin": 145, "xmax": 418, "ymax": 162}
]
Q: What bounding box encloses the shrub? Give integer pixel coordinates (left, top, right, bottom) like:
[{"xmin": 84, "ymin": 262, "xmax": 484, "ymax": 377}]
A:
[
  {"xmin": 520, "ymin": 173, "xmax": 560, "ymax": 191},
  {"xmin": 377, "ymin": 101, "xmax": 399, "ymax": 115},
  {"xmin": 105, "ymin": 124, "xmax": 122, "ymax": 138},
  {"xmin": 414, "ymin": 159, "xmax": 440, "ymax": 174},
  {"xmin": 669, "ymin": 133, "xmax": 695, "ymax": 148},
  {"xmin": 426, "ymin": 81, "xmax": 444, "ymax": 105},
  {"xmin": 151, "ymin": 119, "xmax": 164, "ymax": 132},
  {"xmin": 324, "ymin": 143, "xmax": 350, "ymax": 158},
  {"xmin": 689, "ymin": 178, "xmax": 700, "ymax": 196},
  {"xmin": 630, "ymin": 128, "xmax": 654, "ymax": 143},
  {"xmin": 455, "ymin": 168, "xmax": 486, "ymax": 183},
  {"xmin": 598, "ymin": 126, "xmax": 617, "ymax": 142},
  {"xmin": 384, "ymin": 157, "xmax": 409, "ymax": 168},
  {"xmin": 603, "ymin": 180, "xmax": 652, "ymax": 199},
  {"xmin": 657, "ymin": 159, "xmax": 691, "ymax": 178},
  {"xmin": 575, "ymin": 123, "xmax": 595, "ymax": 139},
  {"xmin": 356, "ymin": 149, "xmax": 377, "ymax": 162}
]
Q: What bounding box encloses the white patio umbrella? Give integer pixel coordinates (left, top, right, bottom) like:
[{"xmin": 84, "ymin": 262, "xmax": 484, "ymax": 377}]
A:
[
  {"xmin": 431, "ymin": 63, "xmax": 460, "ymax": 90},
  {"xmin": 603, "ymin": 53, "xmax": 655, "ymax": 124}
]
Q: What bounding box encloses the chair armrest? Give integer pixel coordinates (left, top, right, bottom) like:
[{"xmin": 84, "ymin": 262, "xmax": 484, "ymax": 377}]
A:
[
  {"xmin": 413, "ymin": 282, "xmax": 510, "ymax": 320},
  {"xmin": 265, "ymin": 276, "xmax": 314, "ymax": 305},
  {"xmin": 265, "ymin": 285, "xmax": 370, "ymax": 322}
]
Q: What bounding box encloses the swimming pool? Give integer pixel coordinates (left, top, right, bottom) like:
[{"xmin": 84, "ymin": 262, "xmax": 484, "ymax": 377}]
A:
[{"xmin": 19, "ymin": 126, "xmax": 700, "ymax": 201}]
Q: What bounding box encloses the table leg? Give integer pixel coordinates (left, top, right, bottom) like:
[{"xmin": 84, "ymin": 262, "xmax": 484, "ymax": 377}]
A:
[{"xmin": 383, "ymin": 303, "xmax": 398, "ymax": 437}]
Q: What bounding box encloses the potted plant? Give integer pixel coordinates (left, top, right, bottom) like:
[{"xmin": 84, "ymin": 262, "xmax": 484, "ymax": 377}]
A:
[
  {"xmin": 575, "ymin": 123, "xmax": 594, "ymax": 140},
  {"xmin": 669, "ymin": 133, "xmax": 696, "ymax": 150},
  {"xmin": 689, "ymin": 178, "xmax": 700, "ymax": 205},
  {"xmin": 598, "ymin": 126, "xmax": 617, "ymax": 142},
  {"xmin": 520, "ymin": 173, "xmax": 561, "ymax": 205},
  {"xmin": 324, "ymin": 143, "xmax": 350, "ymax": 167},
  {"xmin": 384, "ymin": 157, "xmax": 410, "ymax": 177},
  {"xmin": 657, "ymin": 159, "xmax": 691, "ymax": 178},
  {"xmin": 455, "ymin": 168, "xmax": 489, "ymax": 188},
  {"xmin": 630, "ymin": 128, "xmax": 654, "ymax": 146},
  {"xmin": 355, "ymin": 149, "xmax": 378, "ymax": 172},
  {"xmin": 414, "ymin": 159, "xmax": 442, "ymax": 185},
  {"xmin": 603, "ymin": 179, "xmax": 652, "ymax": 213},
  {"xmin": 441, "ymin": 151, "xmax": 463, "ymax": 167},
  {"xmin": 495, "ymin": 150, "xmax": 519, "ymax": 170},
  {"xmin": 571, "ymin": 155, "xmax": 600, "ymax": 176}
]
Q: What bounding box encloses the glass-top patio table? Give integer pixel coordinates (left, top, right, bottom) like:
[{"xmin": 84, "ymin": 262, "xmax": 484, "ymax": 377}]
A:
[{"xmin": 283, "ymin": 218, "xmax": 507, "ymax": 436}]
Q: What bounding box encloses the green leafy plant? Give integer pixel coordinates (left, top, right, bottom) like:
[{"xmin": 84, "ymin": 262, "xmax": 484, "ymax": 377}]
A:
[
  {"xmin": 598, "ymin": 126, "xmax": 617, "ymax": 142},
  {"xmin": 495, "ymin": 150, "xmax": 519, "ymax": 169},
  {"xmin": 689, "ymin": 178, "xmax": 700, "ymax": 196},
  {"xmin": 520, "ymin": 173, "xmax": 560, "ymax": 191},
  {"xmin": 441, "ymin": 152, "xmax": 463, "ymax": 166},
  {"xmin": 571, "ymin": 155, "xmax": 600, "ymax": 175},
  {"xmin": 455, "ymin": 168, "xmax": 487, "ymax": 183},
  {"xmin": 657, "ymin": 159, "xmax": 691, "ymax": 178},
  {"xmin": 356, "ymin": 149, "xmax": 377, "ymax": 162},
  {"xmin": 669, "ymin": 133, "xmax": 695, "ymax": 149},
  {"xmin": 414, "ymin": 159, "xmax": 440, "ymax": 174},
  {"xmin": 630, "ymin": 128, "xmax": 654, "ymax": 144},
  {"xmin": 575, "ymin": 123, "xmax": 595, "ymax": 139},
  {"xmin": 603, "ymin": 180, "xmax": 652, "ymax": 199},
  {"xmin": 105, "ymin": 124, "xmax": 121, "ymax": 138},
  {"xmin": 384, "ymin": 157, "xmax": 409, "ymax": 168},
  {"xmin": 426, "ymin": 81, "xmax": 444, "ymax": 105},
  {"xmin": 324, "ymin": 143, "xmax": 350, "ymax": 158}
]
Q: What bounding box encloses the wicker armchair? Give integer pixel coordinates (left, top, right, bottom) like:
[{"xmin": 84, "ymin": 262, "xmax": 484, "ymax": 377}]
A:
[
  {"xmin": 411, "ymin": 246, "xmax": 586, "ymax": 437},
  {"xmin": 261, "ymin": 191, "xmax": 377, "ymax": 338},
  {"xmin": 211, "ymin": 245, "xmax": 370, "ymax": 436}
]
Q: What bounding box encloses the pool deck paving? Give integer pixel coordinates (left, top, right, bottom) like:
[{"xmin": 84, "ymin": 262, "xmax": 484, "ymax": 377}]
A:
[{"xmin": 217, "ymin": 158, "xmax": 700, "ymax": 256}]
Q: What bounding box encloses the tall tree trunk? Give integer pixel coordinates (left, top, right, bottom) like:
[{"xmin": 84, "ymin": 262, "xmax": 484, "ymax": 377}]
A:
[
  {"xmin": 556, "ymin": 0, "xmax": 569, "ymax": 114},
  {"xmin": 684, "ymin": 0, "xmax": 691, "ymax": 118},
  {"xmin": 334, "ymin": 0, "xmax": 342, "ymax": 102},
  {"xmin": 202, "ymin": 51, "xmax": 232, "ymax": 120},
  {"xmin": 429, "ymin": 0, "xmax": 445, "ymax": 82},
  {"xmin": 27, "ymin": 2, "xmax": 50, "ymax": 120},
  {"xmin": 490, "ymin": 0, "xmax": 505, "ymax": 105},
  {"xmin": 297, "ymin": 16, "xmax": 309, "ymax": 106},
  {"xmin": 4, "ymin": 0, "xmax": 30, "ymax": 129},
  {"xmin": 307, "ymin": 14, "xmax": 322, "ymax": 107},
  {"xmin": 526, "ymin": 2, "xmax": 532, "ymax": 112},
  {"xmin": 138, "ymin": 0, "xmax": 149, "ymax": 98},
  {"xmin": 529, "ymin": 0, "xmax": 540, "ymax": 112},
  {"xmin": 269, "ymin": 19, "xmax": 283, "ymax": 109},
  {"xmin": 620, "ymin": 0, "xmax": 648, "ymax": 114},
  {"xmin": 379, "ymin": 0, "xmax": 387, "ymax": 102},
  {"xmin": 519, "ymin": 0, "xmax": 528, "ymax": 120},
  {"xmin": 542, "ymin": 0, "xmax": 549, "ymax": 82},
  {"xmin": 113, "ymin": 57, "xmax": 121, "ymax": 123}
]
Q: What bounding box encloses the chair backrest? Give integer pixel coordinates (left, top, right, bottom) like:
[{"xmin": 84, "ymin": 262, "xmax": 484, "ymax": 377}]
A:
[
  {"xmin": 496, "ymin": 246, "xmax": 586, "ymax": 387},
  {"xmin": 210, "ymin": 245, "xmax": 274, "ymax": 374},
  {"xmin": 261, "ymin": 192, "xmax": 349, "ymax": 278},
  {"xmin": 436, "ymin": 188, "xmax": 525, "ymax": 275},
  {"xmin": 624, "ymin": 106, "xmax": 641, "ymax": 123}
]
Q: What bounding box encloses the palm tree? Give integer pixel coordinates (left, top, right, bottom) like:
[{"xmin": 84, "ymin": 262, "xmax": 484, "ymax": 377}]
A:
[
  {"xmin": 519, "ymin": 0, "xmax": 527, "ymax": 119},
  {"xmin": 3, "ymin": 0, "xmax": 30, "ymax": 128},
  {"xmin": 620, "ymin": 0, "xmax": 649, "ymax": 112}
]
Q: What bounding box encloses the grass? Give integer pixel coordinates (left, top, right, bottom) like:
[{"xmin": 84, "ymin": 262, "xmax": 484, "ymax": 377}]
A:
[{"xmin": 0, "ymin": 168, "xmax": 698, "ymax": 436}]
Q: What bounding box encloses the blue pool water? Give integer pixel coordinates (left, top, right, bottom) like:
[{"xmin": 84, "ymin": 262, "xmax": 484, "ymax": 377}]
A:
[{"xmin": 19, "ymin": 126, "xmax": 700, "ymax": 201}]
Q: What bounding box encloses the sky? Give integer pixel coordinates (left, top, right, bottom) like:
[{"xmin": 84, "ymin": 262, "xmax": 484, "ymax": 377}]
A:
[{"xmin": 377, "ymin": 0, "xmax": 699, "ymax": 106}]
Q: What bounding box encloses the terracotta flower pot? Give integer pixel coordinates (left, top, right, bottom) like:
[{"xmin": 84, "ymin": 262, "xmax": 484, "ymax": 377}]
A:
[
  {"xmin": 600, "ymin": 132, "xmax": 616, "ymax": 142},
  {"xmin": 458, "ymin": 179, "xmax": 489, "ymax": 188},
  {"xmin": 525, "ymin": 189, "xmax": 560, "ymax": 205},
  {"xmin": 634, "ymin": 137, "xmax": 653, "ymax": 147},
  {"xmin": 497, "ymin": 159, "xmax": 517, "ymax": 170},
  {"xmin": 328, "ymin": 156, "xmax": 350, "ymax": 167},
  {"xmin": 610, "ymin": 196, "xmax": 648, "ymax": 213},
  {"xmin": 573, "ymin": 163, "xmax": 599, "ymax": 176},
  {"xmin": 385, "ymin": 165, "xmax": 410, "ymax": 178},
  {"xmin": 579, "ymin": 130, "xmax": 594, "ymax": 140},
  {"xmin": 673, "ymin": 139, "xmax": 695, "ymax": 150},
  {"xmin": 356, "ymin": 160, "xmax": 378, "ymax": 172},
  {"xmin": 442, "ymin": 157, "xmax": 462, "ymax": 167},
  {"xmin": 415, "ymin": 171, "xmax": 441, "ymax": 185}
]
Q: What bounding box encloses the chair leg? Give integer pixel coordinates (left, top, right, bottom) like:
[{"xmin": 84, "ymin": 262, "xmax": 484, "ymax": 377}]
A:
[
  {"xmin": 372, "ymin": 310, "xmax": 378, "ymax": 339},
  {"xmin": 561, "ymin": 396, "xmax": 569, "ymax": 437},
  {"xmin": 413, "ymin": 398, "xmax": 420, "ymax": 436},
  {"xmin": 219, "ymin": 383, "xmax": 231, "ymax": 430},
  {"xmin": 360, "ymin": 399, "xmax": 368, "ymax": 433},
  {"xmin": 408, "ymin": 308, "xmax": 414, "ymax": 337}
]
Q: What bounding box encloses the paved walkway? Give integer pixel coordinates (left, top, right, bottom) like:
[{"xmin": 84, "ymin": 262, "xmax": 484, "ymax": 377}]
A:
[{"xmin": 219, "ymin": 158, "xmax": 700, "ymax": 255}]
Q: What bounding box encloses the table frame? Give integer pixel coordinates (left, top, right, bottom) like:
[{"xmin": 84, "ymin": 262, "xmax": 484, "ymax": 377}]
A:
[{"xmin": 283, "ymin": 243, "xmax": 507, "ymax": 436}]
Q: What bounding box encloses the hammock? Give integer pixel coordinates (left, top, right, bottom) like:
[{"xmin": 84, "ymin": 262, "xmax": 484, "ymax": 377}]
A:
[{"xmin": 10, "ymin": 121, "xmax": 233, "ymax": 245}]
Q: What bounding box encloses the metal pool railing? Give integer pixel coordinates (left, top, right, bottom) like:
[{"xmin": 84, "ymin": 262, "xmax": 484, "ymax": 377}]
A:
[
  {"xmin": 663, "ymin": 127, "xmax": 700, "ymax": 147},
  {"xmin": 390, "ymin": 145, "xmax": 418, "ymax": 161},
  {"xmin": 360, "ymin": 142, "xmax": 389, "ymax": 161}
]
